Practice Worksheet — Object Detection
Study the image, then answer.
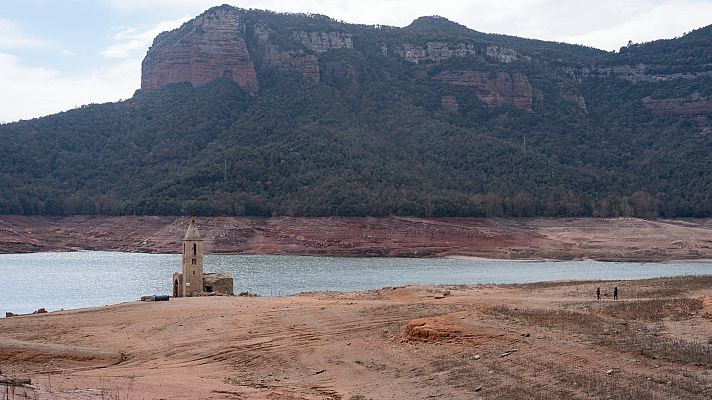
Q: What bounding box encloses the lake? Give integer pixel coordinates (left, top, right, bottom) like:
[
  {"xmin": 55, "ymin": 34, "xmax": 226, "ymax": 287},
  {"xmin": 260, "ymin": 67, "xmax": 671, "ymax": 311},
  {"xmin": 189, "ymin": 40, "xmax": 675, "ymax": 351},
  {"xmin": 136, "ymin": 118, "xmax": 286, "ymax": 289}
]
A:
[{"xmin": 1, "ymin": 251, "xmax": 711, "ymax": 315}]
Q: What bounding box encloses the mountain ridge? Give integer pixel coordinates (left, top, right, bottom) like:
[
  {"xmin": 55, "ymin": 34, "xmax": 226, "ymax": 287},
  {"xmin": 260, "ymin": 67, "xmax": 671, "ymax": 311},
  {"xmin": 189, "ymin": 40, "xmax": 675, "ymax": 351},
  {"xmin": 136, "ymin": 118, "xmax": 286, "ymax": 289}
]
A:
[{"xmin": 1, "ymin": 5, "xmax": 712, "ymax": 217}]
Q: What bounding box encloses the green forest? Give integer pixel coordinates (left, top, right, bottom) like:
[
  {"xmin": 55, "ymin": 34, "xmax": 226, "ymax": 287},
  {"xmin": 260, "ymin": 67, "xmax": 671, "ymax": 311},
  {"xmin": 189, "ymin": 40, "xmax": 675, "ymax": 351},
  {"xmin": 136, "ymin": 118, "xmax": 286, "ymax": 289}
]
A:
[{"xmin": 1, "ymin": 7, "xmax": 712, "ymax": 218}]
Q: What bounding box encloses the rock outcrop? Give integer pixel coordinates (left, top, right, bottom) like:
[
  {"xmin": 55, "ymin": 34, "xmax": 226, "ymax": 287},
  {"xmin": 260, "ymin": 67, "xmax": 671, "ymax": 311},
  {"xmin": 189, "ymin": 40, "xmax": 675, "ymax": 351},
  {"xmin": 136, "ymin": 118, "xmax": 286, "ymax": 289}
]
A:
[
  {"xmin": 642, "ymin": 93, "xmax": 712, "ymax": 117},
  {"xmin": 141, "ymin": 7, "xmax": 259, "ymax": 92},
  {"xmin": 559, "ymin": 85, "xmax": 588, "ymax": 113},
  {"xmin": 142, "ymin": 7, "xmax": 341, "ymax": 91},
  {"xmin": 398, "ymin": 42, "xmax": 477, "ymax": 63},
  {"xmin": 138, "ymin": 5, "xmax": 701, "ymax": 125},
  {"xmin": 562, "ymin": 64, "xmax": 712, "ymax": 83},
  {"xmin": 293, "ymin": 31, "xmax": 353, "ymax": 53},
  {"xmin": 438, "ymin": 71, "xmax": 533, "ymax": 112},
  {"xmin": 485, "ymin": 46, "xmax": 532, "ymax": 63},
  {"xmin": 396, "ymin": 43, "xmax": 531, "ymax": 64},
  {"xmin": 138, "ymin": 5, "xmax": 537, "ymax": 109},
  {"xmin": 255, "ymin": 25, "xmax": 320, "ymax": 83},
  {"xmin": 643, "ymin": 94, "xmax": 712, "ymax": 133},
  {"xmin": 441, "ymin": 95, "xmax": 459, "ymax": 113}
]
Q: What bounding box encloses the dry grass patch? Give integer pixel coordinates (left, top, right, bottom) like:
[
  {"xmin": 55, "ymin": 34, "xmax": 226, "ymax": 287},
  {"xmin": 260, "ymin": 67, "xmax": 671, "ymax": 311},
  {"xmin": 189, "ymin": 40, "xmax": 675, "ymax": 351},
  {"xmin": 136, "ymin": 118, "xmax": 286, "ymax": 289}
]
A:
[
  {"xmin": 487, "ymin": 307, "xmax": 608, "ymax": 335},
  {"xmin": 594, "ymin": 298, "xmax": 702, "ymax": 321},
  {"xmin": 483, "ymin": 361, "xmax": 712, "ymax": 400},
  {"xmin": 424, "ymin": 347, "xmax": 712, "ymax": 400},
  {"xmin": 632, "ymin": 275, "xmax": 712, "ymax": 298},
  {"xmin": 486, "ymin": 306, "xmax": 712, "ymax": 367}
]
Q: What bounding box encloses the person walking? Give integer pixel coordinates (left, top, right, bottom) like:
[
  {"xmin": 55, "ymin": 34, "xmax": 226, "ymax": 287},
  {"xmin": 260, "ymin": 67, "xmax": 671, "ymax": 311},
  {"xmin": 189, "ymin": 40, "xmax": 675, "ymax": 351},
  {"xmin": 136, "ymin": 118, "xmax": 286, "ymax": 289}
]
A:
[
  {"xmin": 596, "ymin": 287, "xmax": 601, "ymax": 300},
  {"xmin": 613, "ymin": 286, "xmax": 619, "ymax": 300}
]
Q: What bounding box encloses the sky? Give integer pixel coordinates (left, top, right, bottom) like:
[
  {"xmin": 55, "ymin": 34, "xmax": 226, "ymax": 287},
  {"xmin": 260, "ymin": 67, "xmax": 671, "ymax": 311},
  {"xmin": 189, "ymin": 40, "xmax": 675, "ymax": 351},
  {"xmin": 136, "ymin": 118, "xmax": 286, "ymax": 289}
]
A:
[{"xmin": 1, "ymin": 0, "xmax": 711, "ymax": 122}]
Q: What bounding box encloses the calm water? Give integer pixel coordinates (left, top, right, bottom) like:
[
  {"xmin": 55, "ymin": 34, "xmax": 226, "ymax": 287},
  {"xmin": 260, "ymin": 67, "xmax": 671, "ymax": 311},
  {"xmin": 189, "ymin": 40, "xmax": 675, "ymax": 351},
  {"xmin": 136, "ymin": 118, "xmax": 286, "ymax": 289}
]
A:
[{"xmin": 1, "ymin": 251, "xmax": 711, "ymax": 314}]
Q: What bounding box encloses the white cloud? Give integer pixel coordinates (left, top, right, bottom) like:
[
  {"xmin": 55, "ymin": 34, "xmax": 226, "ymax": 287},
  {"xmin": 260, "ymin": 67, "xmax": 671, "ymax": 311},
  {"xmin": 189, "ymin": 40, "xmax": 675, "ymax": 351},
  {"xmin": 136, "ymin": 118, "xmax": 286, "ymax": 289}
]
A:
[
  {"xmin": 0, "ymin": 16, "xmax": 192, "ymax": 122},
  {"xmin": 106, "ymin": 0, "xmax": 216, "ymax": 12},
  {"xmin": 560, "ymin": 2, "xmax": 712, "ymax": 50},
  {"xmin": 0, "ymin": 19, "xmax": 50, "ymax": 49},
  {"xmin": 101, "ymin": 16, "xmax": 191, "ymax": 58},
  {"xmin": 0, "ymin": 52, "xmax": 140, "ymax": 122},
  {"xmin": 102, "ymin": 0, "xmax": 712, "ymax": 51}
]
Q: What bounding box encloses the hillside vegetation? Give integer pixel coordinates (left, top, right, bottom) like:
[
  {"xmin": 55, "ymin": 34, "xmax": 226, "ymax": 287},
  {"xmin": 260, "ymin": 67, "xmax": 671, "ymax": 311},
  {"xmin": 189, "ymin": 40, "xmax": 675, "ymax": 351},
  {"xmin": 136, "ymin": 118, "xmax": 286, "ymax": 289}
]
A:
[{"xmin": 1, "ymin": 6, "xmax": 712, "ymax": 217}]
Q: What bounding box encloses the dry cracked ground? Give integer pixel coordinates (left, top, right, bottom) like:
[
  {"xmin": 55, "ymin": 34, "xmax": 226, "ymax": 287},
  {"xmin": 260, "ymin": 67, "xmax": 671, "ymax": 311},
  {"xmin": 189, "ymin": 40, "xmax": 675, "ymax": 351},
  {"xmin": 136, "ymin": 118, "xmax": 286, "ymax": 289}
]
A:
[{"xmin": 1, "ymin": 276, "xmax": 712, "ymax": 399}]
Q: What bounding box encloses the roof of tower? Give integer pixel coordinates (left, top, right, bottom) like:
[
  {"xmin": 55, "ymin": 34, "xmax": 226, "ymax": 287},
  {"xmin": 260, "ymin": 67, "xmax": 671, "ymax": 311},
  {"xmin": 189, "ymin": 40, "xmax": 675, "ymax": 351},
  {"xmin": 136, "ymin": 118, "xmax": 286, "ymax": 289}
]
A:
[{"xmin": 184, "ymin": 218, "xmax": 203, "ymax": 240}]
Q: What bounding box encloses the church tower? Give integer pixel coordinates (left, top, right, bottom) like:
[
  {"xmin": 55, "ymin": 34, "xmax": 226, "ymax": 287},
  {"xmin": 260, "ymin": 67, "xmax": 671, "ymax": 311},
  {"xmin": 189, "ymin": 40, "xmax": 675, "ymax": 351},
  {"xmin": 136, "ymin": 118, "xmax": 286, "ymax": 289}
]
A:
[{"xmin": 181, "ymin": 218, "xmax": 204, "ymax": 297}]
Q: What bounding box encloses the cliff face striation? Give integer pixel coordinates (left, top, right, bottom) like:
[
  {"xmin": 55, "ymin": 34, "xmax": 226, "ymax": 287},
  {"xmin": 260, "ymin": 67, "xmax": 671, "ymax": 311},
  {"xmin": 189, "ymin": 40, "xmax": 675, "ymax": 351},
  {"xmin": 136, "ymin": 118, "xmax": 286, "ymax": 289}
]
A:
[
  {"xmin": 142, "ymin": 7, "xmax": 359, "ymax": 91},
  {"xmin": 141, "ymin": 7, "xmax": 259, "ymax": 92},
  {"xmin": 253, "ymin": 24, "xmax": 321, "ymax": 83},
  {"xmin": 145, "ymin": 5, "xmax": 712, "ymax": 119},
  {"xmin": 140, "ymin": 7, "xmax": 544, "ymax": 112},
  {"xmin": 437, "ymin": 71, "xmax": 533, "ymax": 112}
]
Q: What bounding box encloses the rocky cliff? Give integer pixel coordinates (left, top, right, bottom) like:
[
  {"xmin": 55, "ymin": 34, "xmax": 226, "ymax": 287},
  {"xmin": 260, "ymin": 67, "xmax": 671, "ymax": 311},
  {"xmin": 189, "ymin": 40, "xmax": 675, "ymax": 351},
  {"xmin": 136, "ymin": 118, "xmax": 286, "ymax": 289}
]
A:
[
  {"xmin": 397, "ymin": 42, "xmax": 477, "ymax": 63},
  {"xmin": 142, "ymin": 8, "xmax": 364, "ymax": 91},
  {"xmin": 141, "ymin": 7, "xmax": 259, "ymax": 92},
  {"xmin": 253, "ymin": 24, "xmax": 321, "ymax": 83},
  {"xmin": 138, "ymin": 4, "xmax": 711, "ymax": 119},
  {"xmin": 437, "ymin": 71, "xmax": 533, "ymax": 112},
  {"xmin": 293, "ymin": 31, "xmax": 353, "ymax": 53},
  {"xmin": 643, "ymin": 94, "xmax": 712, "ymax": 133},
  {"xmin": 394, "ymin": 43, "xmax": 530, "ymax": 65},
  {"xmin": 141, "ymin": 6, "xmax": 617, "ymax": 116},
  {"xmin": 642, "ymin": 93, "xmax": 712, "ymax": 117}
]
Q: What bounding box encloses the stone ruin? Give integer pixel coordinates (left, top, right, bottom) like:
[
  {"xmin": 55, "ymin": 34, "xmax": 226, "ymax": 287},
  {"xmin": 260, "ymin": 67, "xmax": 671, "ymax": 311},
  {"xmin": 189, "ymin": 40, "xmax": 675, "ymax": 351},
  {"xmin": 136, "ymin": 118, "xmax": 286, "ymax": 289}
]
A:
[{"xmin": 172, "ymin": 218, "xmax": 234, "ymax": 297}]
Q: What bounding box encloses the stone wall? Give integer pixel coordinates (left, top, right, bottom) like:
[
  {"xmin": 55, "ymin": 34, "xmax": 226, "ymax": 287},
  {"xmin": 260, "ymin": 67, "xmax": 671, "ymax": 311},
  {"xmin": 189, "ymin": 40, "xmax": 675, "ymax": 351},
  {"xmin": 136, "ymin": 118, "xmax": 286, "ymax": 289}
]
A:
[{"xmin": 203, "ymin": 273, "xmax": 234, "ymax": 295}]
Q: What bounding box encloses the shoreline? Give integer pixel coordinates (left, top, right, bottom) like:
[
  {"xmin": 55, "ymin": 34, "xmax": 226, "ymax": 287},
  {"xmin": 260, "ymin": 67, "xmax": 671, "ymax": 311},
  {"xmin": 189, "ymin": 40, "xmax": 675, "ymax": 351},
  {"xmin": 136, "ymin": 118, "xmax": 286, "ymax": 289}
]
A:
[
  {"xmin": 5, "ymin": 271, "xmax": 712, "ymax": 318},
  {"xmin": 3, "ymin": 215, "xmax": 712, "ymax": 263},
  {"xmin": 4, "ymin": 248, "xmax": 712, "ymax": 264},
  {"xmin": 1, "ymin": 275, "xmax": 710, "ymax": 399}
]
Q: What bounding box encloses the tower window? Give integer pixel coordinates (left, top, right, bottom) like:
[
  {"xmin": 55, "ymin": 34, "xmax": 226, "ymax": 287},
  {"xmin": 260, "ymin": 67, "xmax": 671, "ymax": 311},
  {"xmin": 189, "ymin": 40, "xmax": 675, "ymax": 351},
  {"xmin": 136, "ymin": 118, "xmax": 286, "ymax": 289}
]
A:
[
  {"xmin": 193, "ymin": 243, "xmax": 197, "ymax": 255},
  {"xmin": 192, "ymin": 258, "xmax": 196, "ymax": 265}
]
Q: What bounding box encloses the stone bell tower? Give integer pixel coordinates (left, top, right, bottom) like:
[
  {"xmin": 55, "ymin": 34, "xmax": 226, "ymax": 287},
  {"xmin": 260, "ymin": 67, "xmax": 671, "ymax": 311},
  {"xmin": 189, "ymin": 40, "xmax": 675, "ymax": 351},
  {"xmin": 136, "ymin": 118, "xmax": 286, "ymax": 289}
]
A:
[{"xmin": 181, "ymin": 218, "xmax": 204, "ymax": 297}]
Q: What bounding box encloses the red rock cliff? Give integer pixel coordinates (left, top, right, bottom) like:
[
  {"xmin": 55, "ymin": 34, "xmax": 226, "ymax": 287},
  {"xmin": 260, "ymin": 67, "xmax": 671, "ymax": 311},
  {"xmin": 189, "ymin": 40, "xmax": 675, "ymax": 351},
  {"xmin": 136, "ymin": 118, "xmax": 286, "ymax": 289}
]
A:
[
  {"xmin": 141, "ymin": 7, "xmax": 259, "ymax": 92},
  {"xmin": 437, "ymin": 70, "xmax": 533, "ymax": 112}
]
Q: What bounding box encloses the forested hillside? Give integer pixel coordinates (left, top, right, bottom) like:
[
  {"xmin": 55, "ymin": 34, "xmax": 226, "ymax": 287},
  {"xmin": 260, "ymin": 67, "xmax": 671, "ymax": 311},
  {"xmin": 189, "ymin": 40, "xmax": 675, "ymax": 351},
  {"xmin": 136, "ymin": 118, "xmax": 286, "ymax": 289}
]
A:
[{"xmin": 1, "ymin": 5, "xmax": 711, "ymax": 217}]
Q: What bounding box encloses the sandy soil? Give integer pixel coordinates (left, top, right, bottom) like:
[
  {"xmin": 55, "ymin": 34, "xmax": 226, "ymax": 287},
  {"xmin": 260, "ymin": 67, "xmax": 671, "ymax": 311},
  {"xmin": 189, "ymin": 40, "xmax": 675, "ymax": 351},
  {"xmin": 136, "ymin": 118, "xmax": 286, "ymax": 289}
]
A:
[
  {"xmin": 1, "ymin": 276, "xmax": 711, "ymax": 399},
  {"xmin": 3, "ymin": 216, "xmax": 712, "ymax": 261}
]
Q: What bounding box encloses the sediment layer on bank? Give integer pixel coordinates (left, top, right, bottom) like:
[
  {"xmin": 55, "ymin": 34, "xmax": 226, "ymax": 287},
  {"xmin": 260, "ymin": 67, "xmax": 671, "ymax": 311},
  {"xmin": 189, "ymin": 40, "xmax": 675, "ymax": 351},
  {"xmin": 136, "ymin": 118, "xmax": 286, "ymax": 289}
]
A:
[{"xmin": 2, "ymin": 216, "xmax": 712, "ymax": 262}]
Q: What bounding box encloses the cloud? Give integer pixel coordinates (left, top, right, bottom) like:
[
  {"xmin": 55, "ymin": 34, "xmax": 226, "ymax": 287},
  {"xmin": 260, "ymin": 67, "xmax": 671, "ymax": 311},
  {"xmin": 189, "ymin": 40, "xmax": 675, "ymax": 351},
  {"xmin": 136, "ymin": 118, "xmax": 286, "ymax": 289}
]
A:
[
  {"xmin": 0, "ymin": 19, "xmax": 50, "ymax": 49},
  {"xmin": 0, "ymin": 52, "xmax": 140, "ymax": 122},
  {"xmin": 560, "ymin": 1, "xmax": 712, "ymax": 50},
  {"xmin": 104, "ymin": 0, "xmax": 712, "ymax": 51},
  {"xmin": 106, "ymin": 0, "xmax": 215, "ymax": 12},
  {"xmin": 101, "ymin": 16, "xmax": 191, "ymax": 58},
  {"xmin": 0, "ymin": 16, "xmax": 192, "ymax": 122}
]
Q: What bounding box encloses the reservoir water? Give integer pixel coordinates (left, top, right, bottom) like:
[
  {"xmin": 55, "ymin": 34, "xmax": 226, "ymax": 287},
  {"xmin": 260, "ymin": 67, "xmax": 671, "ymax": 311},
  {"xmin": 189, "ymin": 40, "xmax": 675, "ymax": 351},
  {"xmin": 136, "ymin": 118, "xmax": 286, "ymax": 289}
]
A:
[{"xmin": 1, "ymin": 251, "xmax": 711, "ymax": 315}]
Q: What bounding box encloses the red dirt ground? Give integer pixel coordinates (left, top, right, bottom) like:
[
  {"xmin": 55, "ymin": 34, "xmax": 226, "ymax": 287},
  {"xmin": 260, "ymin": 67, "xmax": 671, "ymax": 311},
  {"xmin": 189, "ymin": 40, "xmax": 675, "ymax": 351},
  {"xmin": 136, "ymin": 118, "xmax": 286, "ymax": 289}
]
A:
[
  {"xmin": 3, "ymin": 216, "xmax": 712, "ymax": 261},
  {"xmin": 1, "ymin": 277, "xmax": 711, "ymax": 399}
]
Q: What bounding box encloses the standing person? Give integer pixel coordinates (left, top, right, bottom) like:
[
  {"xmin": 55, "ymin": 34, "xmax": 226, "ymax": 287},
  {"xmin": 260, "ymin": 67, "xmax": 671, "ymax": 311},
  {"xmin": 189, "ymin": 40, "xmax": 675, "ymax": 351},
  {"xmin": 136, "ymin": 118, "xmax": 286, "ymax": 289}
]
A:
[
  {"xmin": 613, "ymin": 286, "xmax": 619, "ymax": 300},
  {"xmin": 596, "ymin": 287, "xmax": 601, "ymax": 300}
]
